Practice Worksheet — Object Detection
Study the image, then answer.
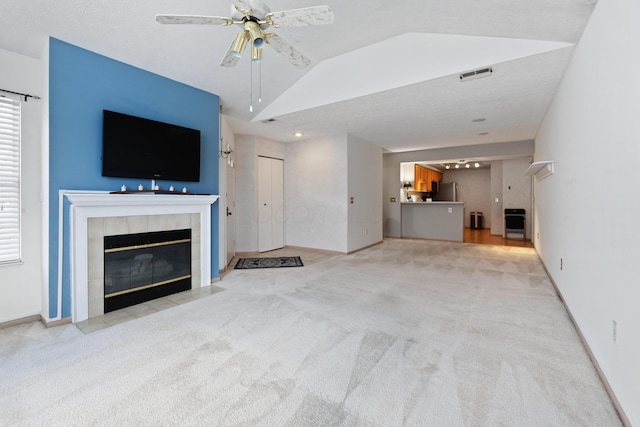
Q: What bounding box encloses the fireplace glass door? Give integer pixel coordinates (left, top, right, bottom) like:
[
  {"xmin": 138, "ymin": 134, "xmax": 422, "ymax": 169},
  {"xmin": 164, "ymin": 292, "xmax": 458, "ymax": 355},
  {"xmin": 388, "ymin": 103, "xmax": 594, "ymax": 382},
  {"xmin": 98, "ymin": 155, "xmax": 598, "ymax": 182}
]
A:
[{"xmin": 104, "ymin": 229, "xmax": 191, "ymax": 312}]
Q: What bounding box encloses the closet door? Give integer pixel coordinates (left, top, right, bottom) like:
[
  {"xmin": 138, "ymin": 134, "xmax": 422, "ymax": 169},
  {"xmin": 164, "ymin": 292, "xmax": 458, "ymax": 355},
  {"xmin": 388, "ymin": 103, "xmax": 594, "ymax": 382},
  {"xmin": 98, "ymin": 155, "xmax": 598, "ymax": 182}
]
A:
[{"xmin": 258, "ymin": 157, "xmax": 284, "ymax": 252}]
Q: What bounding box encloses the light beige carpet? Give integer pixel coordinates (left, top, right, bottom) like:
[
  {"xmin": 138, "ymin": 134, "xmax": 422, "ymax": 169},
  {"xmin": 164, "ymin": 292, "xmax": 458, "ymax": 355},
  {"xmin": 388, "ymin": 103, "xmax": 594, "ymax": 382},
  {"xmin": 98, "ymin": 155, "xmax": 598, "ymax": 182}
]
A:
[{"xmin": 0, "ymin": 239, "xmax": 622, "ymax": 426}]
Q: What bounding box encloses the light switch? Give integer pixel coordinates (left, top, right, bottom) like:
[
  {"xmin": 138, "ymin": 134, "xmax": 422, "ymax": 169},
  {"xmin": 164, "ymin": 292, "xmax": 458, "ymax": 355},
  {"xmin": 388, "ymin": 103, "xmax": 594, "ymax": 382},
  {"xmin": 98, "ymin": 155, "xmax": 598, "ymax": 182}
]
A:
[
  {"xmin": 448, "ymin": 207, "xmax": 452, "ymax": 213},
  {"xmin": 495, "ymin": 197, "xmax": 499, "ymax": 203}
]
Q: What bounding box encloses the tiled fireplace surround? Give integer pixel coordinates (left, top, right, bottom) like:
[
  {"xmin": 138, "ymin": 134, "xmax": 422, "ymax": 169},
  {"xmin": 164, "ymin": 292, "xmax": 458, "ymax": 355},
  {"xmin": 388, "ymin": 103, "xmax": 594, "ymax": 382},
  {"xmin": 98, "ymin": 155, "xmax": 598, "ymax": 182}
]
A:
[{"xmin": 66, "ymin": 192, "xmax": 219, "ymax": 323}]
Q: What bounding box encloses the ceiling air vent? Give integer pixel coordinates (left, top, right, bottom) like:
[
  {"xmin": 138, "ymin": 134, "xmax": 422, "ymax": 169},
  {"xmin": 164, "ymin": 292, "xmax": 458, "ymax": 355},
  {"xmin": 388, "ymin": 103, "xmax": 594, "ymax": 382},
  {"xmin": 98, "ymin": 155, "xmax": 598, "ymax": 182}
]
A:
[{"xmin": 459, "ymin": 67, "xmax": 493, "ymax": 82}]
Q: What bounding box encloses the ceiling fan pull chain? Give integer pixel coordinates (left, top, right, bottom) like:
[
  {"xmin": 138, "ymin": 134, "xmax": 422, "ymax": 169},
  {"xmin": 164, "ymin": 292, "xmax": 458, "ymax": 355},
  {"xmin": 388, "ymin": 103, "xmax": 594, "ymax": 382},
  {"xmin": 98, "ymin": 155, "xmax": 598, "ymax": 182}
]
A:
[
  {"xmin": 258, "ymin": 60, "xmax": 262, "ymax": 103},
  {"xmin": 249, "ymin": 57, "xmax": 253, "ymax": 112}
]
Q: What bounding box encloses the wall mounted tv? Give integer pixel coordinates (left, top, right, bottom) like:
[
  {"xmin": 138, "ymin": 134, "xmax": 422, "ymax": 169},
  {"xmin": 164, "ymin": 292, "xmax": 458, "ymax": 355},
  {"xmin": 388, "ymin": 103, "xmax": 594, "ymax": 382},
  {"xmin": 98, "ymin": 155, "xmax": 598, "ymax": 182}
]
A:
[{"xmin": 102, "ymin": 110, "xmax": 201, "ymax": 182}]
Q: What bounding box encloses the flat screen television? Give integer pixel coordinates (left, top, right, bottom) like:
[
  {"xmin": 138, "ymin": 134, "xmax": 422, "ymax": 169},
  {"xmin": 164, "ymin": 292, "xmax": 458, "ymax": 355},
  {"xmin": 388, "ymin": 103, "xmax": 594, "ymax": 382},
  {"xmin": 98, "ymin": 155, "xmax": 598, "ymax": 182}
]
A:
[{"xmin": 102, "ymin": 110, "xmax": 201, "ymax": 182}]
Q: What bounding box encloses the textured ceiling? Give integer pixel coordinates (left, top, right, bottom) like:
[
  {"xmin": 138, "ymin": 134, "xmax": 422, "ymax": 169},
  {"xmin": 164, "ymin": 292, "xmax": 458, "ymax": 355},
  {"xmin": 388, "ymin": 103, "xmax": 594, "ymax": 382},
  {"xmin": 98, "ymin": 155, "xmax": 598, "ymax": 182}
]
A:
[{"xmin": 1, "ymin": 0, "xmax": 598, "ymax": 153}]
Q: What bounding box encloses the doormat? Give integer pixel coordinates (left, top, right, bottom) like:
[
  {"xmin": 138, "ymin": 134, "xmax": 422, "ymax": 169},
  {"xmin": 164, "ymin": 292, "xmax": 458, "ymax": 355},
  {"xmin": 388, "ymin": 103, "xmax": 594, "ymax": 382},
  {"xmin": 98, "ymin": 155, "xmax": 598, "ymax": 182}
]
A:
[{"xmin": 234, "ymin": 256, "xmax": 304, "ymax": 270}]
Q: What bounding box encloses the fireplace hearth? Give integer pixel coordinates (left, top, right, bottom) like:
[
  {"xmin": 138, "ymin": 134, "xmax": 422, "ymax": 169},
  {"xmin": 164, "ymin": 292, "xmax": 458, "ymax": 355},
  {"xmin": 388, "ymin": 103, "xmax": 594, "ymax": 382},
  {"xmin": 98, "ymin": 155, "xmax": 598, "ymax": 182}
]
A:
[{"xmin": 104, "ymin": 229, "xmax": 191, "ymax": 313}]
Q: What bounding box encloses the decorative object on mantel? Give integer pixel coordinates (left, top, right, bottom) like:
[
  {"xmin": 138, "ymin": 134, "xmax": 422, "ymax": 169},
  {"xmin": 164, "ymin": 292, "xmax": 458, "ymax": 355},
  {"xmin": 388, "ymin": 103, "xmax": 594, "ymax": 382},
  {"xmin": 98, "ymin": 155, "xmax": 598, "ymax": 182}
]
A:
[
  {"xmin": 234, "ymin": 256, "xmax": 303, "ymax": 269},
  {"xmin": 524, "ymin": 160, "xmax": 554, "ymax": 181},
  {"xmin": 109, "ymin": 189, "xmax": 196, "ymax": 195}
]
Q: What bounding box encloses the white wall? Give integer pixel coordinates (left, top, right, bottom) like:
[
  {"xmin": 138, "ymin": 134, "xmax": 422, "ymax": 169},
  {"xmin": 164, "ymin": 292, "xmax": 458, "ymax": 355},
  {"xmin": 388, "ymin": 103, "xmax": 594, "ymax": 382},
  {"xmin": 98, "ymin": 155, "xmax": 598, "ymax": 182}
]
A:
[
  {"xmin": 347, "ymin": 134, "xmax": 383, "ymax": 252},
  {"xmin": 442, "ymin": 168, "xmax": 491, "ymax": 228},
  {"xmin": 0, "ymin": 48, "xmax": 43, "ymax": 323},
  {"xmin": 235, "ymin": 133, "xmax": 381, "ymax": 254},
  {"xmin": 286, "ymin": 135, "xmax": 348, "ymax": 252},
  {"xmin": 218, "ymin": 115, "xmax": 235, "ymax": 269},
  {"xmin": 534, "ymin": 0, "xmax": 640, "ymax": 423},
  {"xmin": 490, "ymin": 160, "xmax": 503, "ymax": 235}
]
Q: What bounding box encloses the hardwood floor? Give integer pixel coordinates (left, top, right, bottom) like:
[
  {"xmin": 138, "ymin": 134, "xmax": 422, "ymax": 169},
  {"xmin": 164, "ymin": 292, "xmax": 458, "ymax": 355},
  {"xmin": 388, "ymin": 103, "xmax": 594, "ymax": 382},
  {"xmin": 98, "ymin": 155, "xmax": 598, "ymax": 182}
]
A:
[{"xmin": 464, "ymin": 227, "xmax": 533, "ymax": 248}]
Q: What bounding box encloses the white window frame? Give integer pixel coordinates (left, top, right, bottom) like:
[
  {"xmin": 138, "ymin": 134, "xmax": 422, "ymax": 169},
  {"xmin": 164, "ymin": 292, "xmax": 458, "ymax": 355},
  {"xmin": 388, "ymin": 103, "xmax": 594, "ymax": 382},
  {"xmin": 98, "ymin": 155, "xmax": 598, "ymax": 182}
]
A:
[{"xmin": 0, "ymin": 94, "xmax": 21, "ymax": 265}]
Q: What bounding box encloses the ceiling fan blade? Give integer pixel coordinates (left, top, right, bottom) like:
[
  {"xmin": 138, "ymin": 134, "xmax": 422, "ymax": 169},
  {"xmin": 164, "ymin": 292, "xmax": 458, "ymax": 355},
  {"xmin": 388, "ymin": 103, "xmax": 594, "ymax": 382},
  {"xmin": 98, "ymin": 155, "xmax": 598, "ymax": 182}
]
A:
[
  {"xmin": 264, "ymin": 33, "xmax": 311, "ymax": 69},
  {"xmin": 267, "ymin": 5, "xmax": 334, "ymax": 27},
  {"xmin": 155, "ymin": 15, "xmax": 233, "ymax": 25},
  {"xmin": 220, "ymin": 41, "xmax": 241, "ymax": 67},
  {"xmin": 232, "ymin": 0, "xmax": 253, "ymax": 15}
]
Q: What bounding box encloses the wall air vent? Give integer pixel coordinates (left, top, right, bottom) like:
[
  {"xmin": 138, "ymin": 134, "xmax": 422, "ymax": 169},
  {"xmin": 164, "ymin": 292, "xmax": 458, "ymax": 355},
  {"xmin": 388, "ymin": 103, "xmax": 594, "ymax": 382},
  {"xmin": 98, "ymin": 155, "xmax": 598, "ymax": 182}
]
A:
[{"xmin": 459, "ymin": 67, "xmax": 493, "ymax": 82}]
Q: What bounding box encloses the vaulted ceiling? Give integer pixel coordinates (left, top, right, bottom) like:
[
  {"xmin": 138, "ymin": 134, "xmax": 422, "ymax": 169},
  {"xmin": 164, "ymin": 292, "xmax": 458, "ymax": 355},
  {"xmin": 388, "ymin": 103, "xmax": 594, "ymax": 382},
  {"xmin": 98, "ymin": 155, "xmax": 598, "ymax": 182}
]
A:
[{"xmin": 1, "ymin": 0, "xmax": 598, "ymax": 152}]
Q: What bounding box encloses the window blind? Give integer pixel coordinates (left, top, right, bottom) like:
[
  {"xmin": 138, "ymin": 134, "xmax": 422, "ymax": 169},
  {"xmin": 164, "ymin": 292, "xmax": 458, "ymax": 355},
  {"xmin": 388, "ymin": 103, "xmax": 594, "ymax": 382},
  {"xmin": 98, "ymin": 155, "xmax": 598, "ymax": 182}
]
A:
[{"xmin": 0, "ymin": 95, "xmax": 21, "ymax": 264}]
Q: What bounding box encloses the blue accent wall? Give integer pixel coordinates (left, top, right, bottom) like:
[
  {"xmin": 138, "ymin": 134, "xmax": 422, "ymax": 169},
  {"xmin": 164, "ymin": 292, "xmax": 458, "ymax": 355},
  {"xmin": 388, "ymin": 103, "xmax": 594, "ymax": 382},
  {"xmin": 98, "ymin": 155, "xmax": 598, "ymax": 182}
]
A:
[{"xmin": 48, "ymin": 38, "xmax": 220, "ymax": 318}]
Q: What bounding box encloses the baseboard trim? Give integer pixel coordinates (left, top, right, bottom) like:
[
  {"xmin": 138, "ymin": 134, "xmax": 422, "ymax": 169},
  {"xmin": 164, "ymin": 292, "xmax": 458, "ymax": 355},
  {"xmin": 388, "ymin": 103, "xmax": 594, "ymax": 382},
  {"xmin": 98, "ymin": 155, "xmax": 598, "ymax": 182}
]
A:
[
  {"xmin": 234, "ymin": 243, "xmax": 383, "ymax": 257},
  {"xmin": 283, "ymin": 245, "xmax": 343, "ymax": 255},
  {"xmin": 347, "ymin": 240, "xmax": 383, "ymax": 255},
  {"xmin": 0, "ymin": 314, "xmax": 41, "ymax": 330},
  {"xmin": 537, "ymin": 255, "xmax": 630, "ymax": 427},
  {"xmin": 41, "ymin": 315, "xmax": 72, "ymax": 328},
  {"xmin": 235, "ymin": 246, "xmax": 344, "ymax": 258}
]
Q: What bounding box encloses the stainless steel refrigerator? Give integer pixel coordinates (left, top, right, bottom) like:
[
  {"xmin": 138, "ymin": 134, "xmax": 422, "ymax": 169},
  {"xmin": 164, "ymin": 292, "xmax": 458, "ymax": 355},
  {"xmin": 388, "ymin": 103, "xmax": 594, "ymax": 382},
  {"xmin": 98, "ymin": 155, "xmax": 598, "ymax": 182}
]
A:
[{"xmin": 434, "ymin": 182, "xmax": 458, "ymax": 201}]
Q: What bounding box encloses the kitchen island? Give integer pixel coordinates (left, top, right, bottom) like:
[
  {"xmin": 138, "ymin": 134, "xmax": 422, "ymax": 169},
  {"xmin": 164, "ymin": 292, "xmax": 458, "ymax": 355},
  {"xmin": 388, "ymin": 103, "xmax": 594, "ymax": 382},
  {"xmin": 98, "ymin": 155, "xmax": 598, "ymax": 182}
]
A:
[{"xmin": 401, "ymin": 201, "xmax": 465, "ymax": 242}]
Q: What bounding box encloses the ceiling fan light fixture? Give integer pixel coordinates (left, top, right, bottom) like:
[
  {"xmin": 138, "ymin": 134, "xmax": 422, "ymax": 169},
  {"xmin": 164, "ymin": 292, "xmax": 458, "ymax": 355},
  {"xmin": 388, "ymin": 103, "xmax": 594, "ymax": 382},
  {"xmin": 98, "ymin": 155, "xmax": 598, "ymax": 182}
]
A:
[
  {"xmin": 245, "ymin": 21, "xmax": 265, "ymax": 49},
  {"xmin": 252, "ymin": 45, "xmax": 263, "ymax": 62},
  {"xmin": 230, "ymin": 31, "xmax": 248, "ymax": 57}
]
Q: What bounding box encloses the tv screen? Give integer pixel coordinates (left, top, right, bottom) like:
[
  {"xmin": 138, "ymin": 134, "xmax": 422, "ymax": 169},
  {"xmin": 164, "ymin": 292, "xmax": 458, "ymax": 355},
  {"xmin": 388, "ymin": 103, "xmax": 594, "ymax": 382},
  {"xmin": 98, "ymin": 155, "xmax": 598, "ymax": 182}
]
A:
[{"xmin": 102, "ymin": 110, "xmax": 201, "ymax": 182}]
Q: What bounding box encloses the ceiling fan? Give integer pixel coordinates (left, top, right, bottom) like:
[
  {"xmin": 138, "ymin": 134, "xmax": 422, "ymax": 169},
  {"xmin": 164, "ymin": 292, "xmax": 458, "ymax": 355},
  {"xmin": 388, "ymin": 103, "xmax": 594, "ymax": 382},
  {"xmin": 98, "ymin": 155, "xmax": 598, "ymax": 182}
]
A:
[{"xmin": 156, "ymin": 0, "xmax": 334, "ymax": 69}]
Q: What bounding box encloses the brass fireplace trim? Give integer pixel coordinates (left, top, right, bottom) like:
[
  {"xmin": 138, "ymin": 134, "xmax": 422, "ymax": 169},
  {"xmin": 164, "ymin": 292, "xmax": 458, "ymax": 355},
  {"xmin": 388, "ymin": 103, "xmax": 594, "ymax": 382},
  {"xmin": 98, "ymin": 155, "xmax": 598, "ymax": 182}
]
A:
[
  {"xmin": 104, "ymin": 274, "xmax": 192, "ymax": 298},
  {"xmin": 104, "ymin": 238, "xmax": 191, "ymax": 254}
]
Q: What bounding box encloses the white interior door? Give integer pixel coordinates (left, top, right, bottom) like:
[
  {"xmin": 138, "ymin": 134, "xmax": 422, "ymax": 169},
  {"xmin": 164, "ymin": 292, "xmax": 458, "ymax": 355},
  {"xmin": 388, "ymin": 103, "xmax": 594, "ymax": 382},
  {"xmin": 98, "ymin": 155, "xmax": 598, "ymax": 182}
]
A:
[
  {"xmin": 271, "ymin": 159, "xmax": 284, "ymax": 249},
  {"xmin": 258, "ymin": 157, "xmax": 284, "ymax": 252}
]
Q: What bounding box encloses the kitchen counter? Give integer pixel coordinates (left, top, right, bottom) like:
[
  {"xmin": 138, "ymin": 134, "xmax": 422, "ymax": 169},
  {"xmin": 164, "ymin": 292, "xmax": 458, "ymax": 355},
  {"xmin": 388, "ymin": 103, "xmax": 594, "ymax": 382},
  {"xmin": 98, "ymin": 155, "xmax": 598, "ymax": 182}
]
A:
[
  {"xmin": 401, "ymin": 201, "xmax": 464, "ymax": 241},
  {"xmin": 401, "ymin": 201, "xmax": 464, "ymax": 205}
]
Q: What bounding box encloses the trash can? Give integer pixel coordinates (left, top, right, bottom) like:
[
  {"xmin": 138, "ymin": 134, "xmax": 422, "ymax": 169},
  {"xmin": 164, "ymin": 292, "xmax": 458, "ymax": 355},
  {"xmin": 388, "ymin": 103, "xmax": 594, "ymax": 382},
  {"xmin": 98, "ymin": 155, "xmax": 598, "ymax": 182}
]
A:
[{"xmin": 470, "ymin": 211, "xmax": 483, "ymax": 229}]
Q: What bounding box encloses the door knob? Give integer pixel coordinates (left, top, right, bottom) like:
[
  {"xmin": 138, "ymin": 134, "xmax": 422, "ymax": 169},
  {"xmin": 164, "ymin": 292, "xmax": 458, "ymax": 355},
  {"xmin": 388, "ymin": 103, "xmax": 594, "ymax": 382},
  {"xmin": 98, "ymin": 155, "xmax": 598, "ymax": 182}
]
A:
[{"xmin": 226, "ymin": 207, "xmax": 232, "ymax": 216}]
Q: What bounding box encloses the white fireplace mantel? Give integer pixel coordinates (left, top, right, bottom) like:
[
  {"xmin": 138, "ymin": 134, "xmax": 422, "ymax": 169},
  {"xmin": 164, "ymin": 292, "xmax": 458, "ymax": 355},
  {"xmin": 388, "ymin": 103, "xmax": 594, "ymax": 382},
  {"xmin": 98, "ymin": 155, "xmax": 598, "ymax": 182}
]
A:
[{"xmin": 66, "ymin": 192, "xmax": 219, "ymax": 323}]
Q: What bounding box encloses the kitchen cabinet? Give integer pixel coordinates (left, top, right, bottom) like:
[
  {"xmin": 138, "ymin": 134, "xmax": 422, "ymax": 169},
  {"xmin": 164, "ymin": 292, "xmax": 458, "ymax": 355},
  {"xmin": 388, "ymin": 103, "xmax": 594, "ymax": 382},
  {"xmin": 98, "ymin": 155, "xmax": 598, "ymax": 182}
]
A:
[
  {"xmin": 414, "ymin": 165, "xmax": 443, "ymax": 192},
  {"xmin": 413, "ymin": 164, "xmax": 422, "ymax": 191},
  {"xmin": 414, "ymin": 165, "xmax": 428, "ymax": 192},
  {"xmin": 426, "ymin": 169, "xmax": 434, "ymax": 192}
]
